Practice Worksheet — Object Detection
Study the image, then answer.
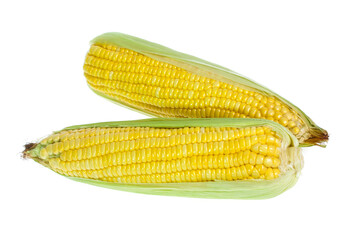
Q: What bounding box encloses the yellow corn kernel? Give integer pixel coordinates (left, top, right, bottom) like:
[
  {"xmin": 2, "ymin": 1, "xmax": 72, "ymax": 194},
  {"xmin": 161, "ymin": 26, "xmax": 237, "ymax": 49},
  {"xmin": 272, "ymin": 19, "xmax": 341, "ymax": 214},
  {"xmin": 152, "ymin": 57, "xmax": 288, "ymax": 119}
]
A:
[
  {"xmin": 84, "ymin": 42, "xmax": 313, "ymax": 143},
  {"xmin": 265, "ymin": 168, "xmax": 275, "ymax": 180},
  {"xmin": 29, "ymin": 125, "xmax": 283, "ymax": 184},
  {"xmin": 263, "ymin": 157, "xmax": 273, "ymax": 168},
  {"xmin": 272, "ymin": 158, "xmax": 281, "ymax": 168}
]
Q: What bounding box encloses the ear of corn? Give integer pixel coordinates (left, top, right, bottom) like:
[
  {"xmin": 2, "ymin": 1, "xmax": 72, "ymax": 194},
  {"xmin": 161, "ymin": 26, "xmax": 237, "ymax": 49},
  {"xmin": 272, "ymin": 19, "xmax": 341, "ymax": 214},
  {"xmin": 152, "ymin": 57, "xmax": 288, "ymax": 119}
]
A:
[
  {"xmin": 84, "ymin": 32, "xmax": 328, "ymax": 147},
  {"xmin": 23, "ymin": 118, "xmax": 302, "ymax": 199}
]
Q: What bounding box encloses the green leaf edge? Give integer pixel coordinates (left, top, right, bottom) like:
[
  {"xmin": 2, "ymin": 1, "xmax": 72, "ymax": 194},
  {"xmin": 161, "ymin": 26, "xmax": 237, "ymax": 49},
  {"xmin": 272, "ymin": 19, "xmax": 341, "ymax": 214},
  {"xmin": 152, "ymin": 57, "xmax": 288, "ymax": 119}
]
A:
[{"xmin": 67, "ymin": 170, "xmax": 299, "ymax": 200}]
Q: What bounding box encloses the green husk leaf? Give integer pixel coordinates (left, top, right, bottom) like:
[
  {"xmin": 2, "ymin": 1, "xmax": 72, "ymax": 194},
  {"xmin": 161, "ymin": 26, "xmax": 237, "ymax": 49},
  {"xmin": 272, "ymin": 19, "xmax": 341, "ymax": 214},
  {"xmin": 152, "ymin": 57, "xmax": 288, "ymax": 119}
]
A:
[
  {"xmin": 90, "ymin": 32, "xmax": 328, "ymax": 146},
  {"xmin": 68, "ymin": 167, "xmax": 300, "ymax": 200}
]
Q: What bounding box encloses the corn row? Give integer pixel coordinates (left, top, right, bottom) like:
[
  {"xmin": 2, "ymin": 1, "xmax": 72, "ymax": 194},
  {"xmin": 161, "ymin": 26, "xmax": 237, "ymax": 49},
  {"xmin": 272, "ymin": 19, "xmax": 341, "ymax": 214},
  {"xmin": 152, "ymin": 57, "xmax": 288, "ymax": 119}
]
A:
[{"xmin": 100, "ymin": 166, "xmax": 279, "ymax": 184}]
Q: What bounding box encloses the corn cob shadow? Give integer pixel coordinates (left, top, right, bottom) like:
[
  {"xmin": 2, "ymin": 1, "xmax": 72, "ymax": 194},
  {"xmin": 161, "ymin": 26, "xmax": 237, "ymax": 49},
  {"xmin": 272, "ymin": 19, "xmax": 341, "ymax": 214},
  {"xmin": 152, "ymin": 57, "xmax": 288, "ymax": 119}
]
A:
[{"xmin": 83, "ymin": 32, "xmax": 328, "ymax": 147}]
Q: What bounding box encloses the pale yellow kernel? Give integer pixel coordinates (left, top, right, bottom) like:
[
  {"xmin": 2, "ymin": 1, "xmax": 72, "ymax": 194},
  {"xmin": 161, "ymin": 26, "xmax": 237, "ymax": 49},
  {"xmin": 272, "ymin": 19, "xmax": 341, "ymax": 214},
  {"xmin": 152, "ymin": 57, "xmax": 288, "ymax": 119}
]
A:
[
  {"xmin": 242, "ymin": 127, "xmax": 250, "ymax": 137},
  {"xmin": 267, "ymin": 145, "xmax": 277, "ymax": 156},
  {"xmin": 239, "ymin": 138, "xmax": 247, "ymax": 151},
  {"xmin": 69, "ymin": 139, "xmax": 75, "ymax": 149},
  {"xmin": 274, "ymin": 105, "xmax": 282, "ymax": 112},
  {"xmin": 56, "ymin": 133, "xmax": 64, "ymax": 141},
  {"xmin": 251, "ymin": 143, "xmax": 260, "ymax": 153},
  {"xmin": 272, "ymin": 158, "xmax": 281, "ymax": 168},
  {"xmin": 53, "ymin": 142, "xmax": 62, "ymax": 155},
  {"xmin": 255, "ymin": 94, "xmax": 263, "ymax": 101},
  {"xmin": 265, "ymin": 168, "xmax": 275, "ymax": 180},
  {"xmin": 205, "ymin": 169, "xmax": 212, "ymax": 180},
  {"xmin": 263, "ymin": 157, "xmax": 273, "ymax": 167},
  {"xmin": 266, "ymin": 135, "xmax": 276, "ymax": 145},
  {"xmin": 259, "ymin": 145, "xmax": 268, "ymax": 155},
  {"xmin": 260, "ymin": 107, "xmax": 268, "ymax": 116},
  {"xmin": 288, "ymin": 121, "xmax": 296, "ymax": 128},
  {"xmin": 256, "ymin": 127, "xmax": 264, "ymax": 135},
  {"xmin": 251, "ymin": 168, "xmax": 260, "ymax": 178},
  {"xmin": 249, "ymin": 108, "xmax": 257, "ymax": 118},
  {"xmin": 257, "ymin": 135, "xmax": 267, "ymax": 144},
  {"xmin": 209, "ymin": 97, "xmax": 216, "ymax": 107},
  {"xmin": 256, "ymin": 164, "xmax": 267, "ymax": 175},
  {"xmin": 40, "ymin": 148, "xmax": 49, "ymax": 159},
  {"xmin": 45, "ymin": 144, "xmax": 53, "ymax": 155},
  {"xmin": 243, "ymin": 150, "xmax": 250, "ymax": 164},
  {"xmin": 279, "ymin": 117, "xmax": 288, "ymax": 126},
  {"xmin": 250, "ymin": 135, "xmax": 258, "ymax": 145},
  {"xmin": 249, "ymin": 152, "xmax": 257, "ymax": 165},
  {"xmin": 292, "ymin": 127, "xmax": 300, "ymax": 135},
  {"xmin": 237, "ymin": 152, "xmax": 244, "ymax": 165},
  {"xmin": 233, "ymin": 102, "xmax": 241, "ymax": 112},
  {"xmin": 49, "ymin": 158, "xmax": 60, "ymax": 169},
  {"xmin": 239, "ymin": 103, "xmax": 246, "ymax": 113},
  {"xmin": 284, "ymin": 112, "xmax": 294, "ymax": 120},
  {"xmin": 244, "ymin": 105, "xmax": 252, "ymax": 115},
  {"xmin": 245, "ymin": 164, "xmax": 254, "ymax": 175},
  {"xmin": 240, "ymin": 165, "xmax": 249, "ymax": 178},
  {"xmin": 60, "ymin": 161, "xmax": 67, "ymax": 171},
  {"xmin": 281, "ymin": 107, "xmax": 289, "ymax": 114},
  {"xmin": 267, "ymin": 109, "xmax": 275, "ymax": 117},
  {"xmin": 236, "ymin": 167, "xmax": 243, "ymax": 180},
  {"xmin": 246, "ymin": 96, "xmax": 254, "ymax": 105},
  {"xmin": 273, "ymin": 169, "xmax": 280, "ymax": 178},
  {"xmin": 223, "ymin": 168, "xmax": 231, "ymax": 181},
  {"xmin": 229, "ymin": 167, "xmax": 236, "ymax": 179},
  {"xmin": 213, "ymin": 168, "xmax": 220, "ymax": 180}
]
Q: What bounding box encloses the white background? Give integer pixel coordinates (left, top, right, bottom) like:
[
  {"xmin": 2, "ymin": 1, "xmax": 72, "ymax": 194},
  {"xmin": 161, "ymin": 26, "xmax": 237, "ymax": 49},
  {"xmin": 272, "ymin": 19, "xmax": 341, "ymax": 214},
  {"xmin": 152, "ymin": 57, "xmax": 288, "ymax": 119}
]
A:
[{"xmin": 1, "ymin": 1, "xmax": 351, "ymax": 239}]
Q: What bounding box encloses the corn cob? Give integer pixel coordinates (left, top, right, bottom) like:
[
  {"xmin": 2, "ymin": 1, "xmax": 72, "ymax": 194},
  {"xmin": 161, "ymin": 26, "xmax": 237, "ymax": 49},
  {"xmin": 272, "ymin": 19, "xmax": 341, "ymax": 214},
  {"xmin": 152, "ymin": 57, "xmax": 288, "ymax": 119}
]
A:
[
  {"xmin": 23, "ymin": 118, "xmax": 302, "ymax": 199},
  {"xmin": 83, "ymin": 32, "xmax": 328, "ymax": 147}
]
